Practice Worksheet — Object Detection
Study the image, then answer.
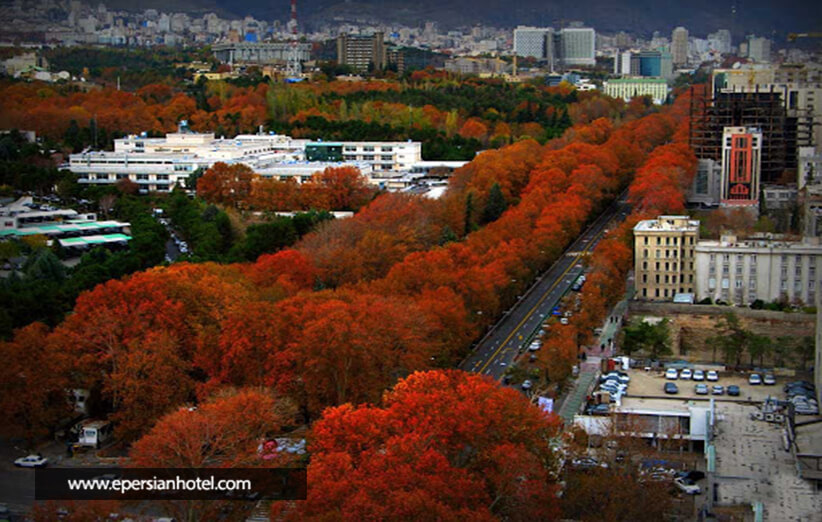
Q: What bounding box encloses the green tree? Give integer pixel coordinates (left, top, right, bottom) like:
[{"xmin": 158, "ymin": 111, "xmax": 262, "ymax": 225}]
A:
[
  {"xmin": 747, "ymin": 334, "xmax": 771, "ymax": 367},
  {"xmin": 480, "ymin": 182, "xmax": 508, "ymax": 225},
  {"xmin": 773, "ymin": 336, "xmax": 795, "ymax": 368},
  {"xmin": 621, "ymin": 318, "xmax": 672, "ymax": 360},
  {"xmin": 708, "ymin": 312, "xmax": 749, "ymax": 366},
  {"xmin": 796, "ymin": 336, "xmax": 815, "ymax": 370}
]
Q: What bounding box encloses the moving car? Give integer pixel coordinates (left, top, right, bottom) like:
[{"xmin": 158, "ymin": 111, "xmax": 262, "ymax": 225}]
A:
[
  {"xmin": 14, "ymin": 455, "xmax": 48, "ymax": 468},
  {"xmin": 693, "ymin": 370, "xmax": 705, "ymax": 381},
  {"xmin": 727, "ymin": 385, "xmax": 741, "ymax": 396},
  {"xmin": 712, "ymin": 385, "xmax": 725, "ymax": 395},
  {"xmin": 680, "ymin": 369, "xmax": 693, "ymax": 380},
  {"xmin": 664, "ymin": 382, "xmax": 679, "ymax": 394},
  {"xmin": 706, "ymin": 370, "xmax": 719, "ymax": 382},
  {"xmin": 695, "ymin": 384, "xmax": 709, "ymax": 395},
  {"xmin": 749, "ymin": 373, "xmax": 762, "ymax": 385},
  {"xmin": 763, "ymin": 374, "xmax": 776, "ymax": 385},
  {"xmin": 665, "ymin": 368, "xmax": 679, "ymax": 380}
]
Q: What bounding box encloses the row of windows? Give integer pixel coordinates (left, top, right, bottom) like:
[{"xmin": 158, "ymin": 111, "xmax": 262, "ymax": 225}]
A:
[
  {"xmin": 642, "ymin": 274, "xmax": 694, "ymax": 284},
  {"xmin": 640, "ymin": 261, "xmax": 694, "ymax": 272},
  {"xmin": 641, "ymin": 235, "xmax": 695, "ymax": 246},
  {"xmin": 640, "ymin": 287, "xmax": 694, "ymax": 298},
  {"xmin": 642, "ymin": 249, "xmax": 693, "ymax": 259}
]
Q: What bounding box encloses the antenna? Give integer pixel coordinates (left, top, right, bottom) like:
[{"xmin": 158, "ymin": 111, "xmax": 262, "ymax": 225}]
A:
[{"xmin": 285, "ymin": 0, "xmax": 302, "ymax": 78}]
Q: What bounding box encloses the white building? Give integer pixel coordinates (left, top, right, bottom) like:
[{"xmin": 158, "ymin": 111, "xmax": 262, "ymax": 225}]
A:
[
  {"xmin": 695, "ymin": 234, "xmax": 822, "ymax": 305},
  {"xmin": 603, "ymin": 78, "xmax": 668, "ymax": 105},
  {"xmin": 747, "ymin": 36, "xmax": 772, "ymax": 63},
  {"xmin": 68, "ymin": 123, "xmax": 425, "ymax": 192}
]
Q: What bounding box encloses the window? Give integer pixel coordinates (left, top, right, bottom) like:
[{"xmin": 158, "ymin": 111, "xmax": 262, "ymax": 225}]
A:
[
  {"xmin": 735, "ymin": 280, "xmax": 743, "ymax": 288},
  {"xmin": 723, "ymin": 254, "xmax": 730, "ymax": 262},
  {"xmin": 136, "ymin": 174, "xmax": 148, "ymax": 181},
  {"xmin": 644, "ymin": 237, "xmax": 648, "ymax": 245},
  {"xmin": 643, "ymin": 261, "xmax": 648, "ymax": 270},
  {"xmin": 709, "ymin": 278, "xmax": 716, "ymax": 290},
  {"xmin": 710, "ymin": 254, "xmax": 716, "ymax": 262},
  {"xmin": 644, "ymin": 249, "xmax": 648, "ymax": 258},
  {"xmin": 363, "ymin": 146, "xmax": 375, "ymax": 152},
  {"xmin": 643, "ymin": 274, "xmax": 647, "ymax": 283}
]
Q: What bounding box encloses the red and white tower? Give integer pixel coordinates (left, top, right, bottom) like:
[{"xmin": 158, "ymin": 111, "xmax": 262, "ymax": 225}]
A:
[{"xmin": 285, "ymin": 0, "xmax": 302, "ymax": 78}]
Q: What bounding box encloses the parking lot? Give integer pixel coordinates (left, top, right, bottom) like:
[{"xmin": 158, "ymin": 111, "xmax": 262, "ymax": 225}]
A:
[{"xmin": 623, "ymin": 368, "xmax": 792, "ymax": 403}]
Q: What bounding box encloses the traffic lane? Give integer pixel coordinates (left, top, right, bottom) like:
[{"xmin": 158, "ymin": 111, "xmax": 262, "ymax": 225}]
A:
[
  {"xmin": 460, "ymin": 201, "xmax": 624, "ymax": 374},
  {"xmin": 475, "ymin": 226, "xmax": 614, "ymax": 378},
  {"xmin": 459, "ymin": 253, "xmax": 579, "ymax": 372}
]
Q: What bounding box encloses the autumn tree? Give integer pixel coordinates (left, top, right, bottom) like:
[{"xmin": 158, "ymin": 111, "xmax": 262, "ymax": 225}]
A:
[
  {"xmin": 0, "ymin": 323, "xmax": 71, "ymax": 447},
  {"xmin": 197, "ymin": 162, "xmax": 257, "ymax": 208},
  {"xmin": 284, "ymin": 370, "xmax": 562, "ymax": 521}
]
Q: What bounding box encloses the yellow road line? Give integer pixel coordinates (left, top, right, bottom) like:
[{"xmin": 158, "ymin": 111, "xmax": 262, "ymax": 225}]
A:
[{"xmin": 476, "ymin": 222, "xmax": 612, "ymax": 374}]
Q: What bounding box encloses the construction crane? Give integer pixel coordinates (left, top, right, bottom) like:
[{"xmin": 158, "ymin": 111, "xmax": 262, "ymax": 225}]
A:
[{"xmin": 787, "ymin": 33, "xmax": 822, "ymax": 42}]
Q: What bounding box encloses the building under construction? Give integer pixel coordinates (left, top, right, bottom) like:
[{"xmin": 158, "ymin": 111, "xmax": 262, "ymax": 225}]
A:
[{"xmin": 689, "ymin": 85, "xmax": 810, "ymax": 183}]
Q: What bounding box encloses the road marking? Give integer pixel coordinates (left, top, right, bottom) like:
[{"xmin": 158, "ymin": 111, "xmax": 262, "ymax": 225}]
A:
[{"xmin": 475, "ymin": 223, "xmax": 612, "ymax": 375}]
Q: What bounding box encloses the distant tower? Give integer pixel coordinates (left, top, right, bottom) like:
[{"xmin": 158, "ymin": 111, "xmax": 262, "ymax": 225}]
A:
[
  {"xmin": 672, "ymin": 26, "xmax": 689, "ymax": 66},
  {"xmin": 285, "ymin": 0, "xmax": 302, "ymax": 77}
]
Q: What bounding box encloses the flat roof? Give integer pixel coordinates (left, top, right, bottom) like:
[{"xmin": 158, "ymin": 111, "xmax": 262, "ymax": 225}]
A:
[
  {"xmin": 0, "ymin": 221, "xmax": 130, "ymax": 237},
  {"xmin": 617, "ymin": 397, "xmax": 707, "ymax": 415},
  {"xmin": 634, "ymin": 216, "xmax": 699, "ymax": 232},
  {"xmin": 58, "ymin": 234, "xmax": 132, "ymax": 247},
  {"xmin": 607, "ymin": 77, "xmax": 668, "ymax": 84}
]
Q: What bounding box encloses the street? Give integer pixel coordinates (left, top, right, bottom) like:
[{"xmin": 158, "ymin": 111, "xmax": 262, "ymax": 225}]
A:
[{"xmin": 459, "ymin": 197, "xmax": 631, "ymax": 380}]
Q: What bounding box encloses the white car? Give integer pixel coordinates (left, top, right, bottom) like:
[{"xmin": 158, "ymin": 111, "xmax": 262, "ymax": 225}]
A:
[
  {"xmin": 665, "ymin": 368, "xmax": 679, "ymax": 380},
  {"xmin": 706, "ymin": 370, "xmax": 719, "ymax": 382},
  {"xmin": 521, "ymin": 380, "xmax": 533, "ymax": 391},
  {"xmin": 14, "ymin": 454, "xmax": 48, "ymax": 468},
  {"xmin": 673, "ymin": 477, "xmax": 701, "ymax": 495},
  {"xmin": 680, "ymin": 369, "xmax": 693, "ymax": 380},
  {"xmin": 560, "ymin": 318, "xmax": 569, "ymax": 325},
  {"xmin": 749, "ymin": 373, "xmax": 762, "ymax": 385},
  {"xmin": 529, "ymin": 341, "xmax": 541, "ymax": 351},
  {"xmin": 693, "ymin": 370, "xmax": 705, "ymax": 381}
]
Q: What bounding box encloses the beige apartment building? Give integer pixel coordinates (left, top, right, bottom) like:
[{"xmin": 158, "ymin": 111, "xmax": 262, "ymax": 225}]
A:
[{"xmin": 633, "ymin": 216, "xmax": 700, "ymax": 301}]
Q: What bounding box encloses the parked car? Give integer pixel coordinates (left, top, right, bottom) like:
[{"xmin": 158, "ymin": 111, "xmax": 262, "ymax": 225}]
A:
[
  {"xmin": 601, "ymin": 372, "xmax": 630, "ymax": 384},
  {"xmin": 14, "ymin": 455, "xmax": 48, "ymax": 468},
  {"xmin": 673, "ymin": 477, "xmax": 701, "ymax": 495},
  {"xmin": 727, "ymin": 385, "xmax": 741, "ymax": 396},
  {"xmin": 706, "ymin": 370, "xmax": 719, "ymax": 382},
  {"xmin": 551, "ymin": 306, "xmax": 562, "ymax": 316},
  {"xmin": 586, "ymin": 404, "xmax": 611, "ymax": 416},
  {"xmin": 695, "ymin": 384, "xmax": 709, "ymax": 395},
  {"xmin": 528, "ymin": 341, "xmax": 541, "ymax": 351},
  {"xmin": 712, "ymin": 385, "xmax": 725, "ymax": 395},
  {"xmin": 763, "ymin": 374, "xmax": 776, "ymax": 385},
  {"xmin": 664, "ymin": 382, "xmax": 679, "ymax": 394},
  {"xmin": 521, "ymin": 380, "xmax": 533, "ymax": 391},
  {"xmin": 749, "ymin": 373, "xmax": 762, "ymax": 385},
  {"xmin": 693, "ymin": 370, "xmax": 705, "ymax": 381},
  {"xmin": 680, "ymin": 369, "xmax": 693, "ymax": 380},
  {"xmin": 560, "ymin": 317, "xmax": 569, "ymax": 325},
  {"xmin": 665, "ymin": 368, "xmax": 679, "ymax": 380},
  {"xmin": 784, "ymin": 381, "xmax": 815, "ymax": 393}
]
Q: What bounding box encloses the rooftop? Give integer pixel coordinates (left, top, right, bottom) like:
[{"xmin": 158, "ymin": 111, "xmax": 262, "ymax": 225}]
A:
[{"xmin": 634, "ymin": 215, "xmax": 699, "ymax": 232}]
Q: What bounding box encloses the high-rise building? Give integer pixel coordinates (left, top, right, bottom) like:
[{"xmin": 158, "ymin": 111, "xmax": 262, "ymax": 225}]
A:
[
  {"xmin": 707, "ymin": 29, "xmax": 732, "ymax": 54},
  {"xmin": 559, "ymin": 27, "xmax": 596, "ymax": 66},
  {"xmin": 513, "ymin": 26, "xmax": 553, "ymax": 59},
  {"xmin": 633, "ymin": 216, "xmax": 700, "ymax": 301},
  {"xmin": 746, "ymin": 36, "xmax": 771, "ymax": 63},
  {"xmin": 720, "ymin": 126, "xmax": 762, "ymax": 207},
  {"xmin": 671, "ymin": 26, "xmax": 689, "ymax": 66},
  {"xmin": 336, "ymin": 32, "xmax": 386, "ymax": 72}
]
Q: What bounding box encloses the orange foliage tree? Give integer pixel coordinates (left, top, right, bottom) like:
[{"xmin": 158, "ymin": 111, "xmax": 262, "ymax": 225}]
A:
[{"xmin": 283, "ymin": 370, "xmax": 562, "ymax": 521}]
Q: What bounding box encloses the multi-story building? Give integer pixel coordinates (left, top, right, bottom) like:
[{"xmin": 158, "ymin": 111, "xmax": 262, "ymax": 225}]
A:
[
  {"xmin": 633, "ymin": 216, "xmax": 700, "ymax": 301},
  {"xmin": 707, "ymin": 29, "xmax": 732, "ymax": 54},
  {"xmin": 603, "ymin": 78, "xmax": 668, "ymax": 105},
  {"xmin": 746, "ymin": 36, "xmax": 772, "ymax": 63},
  {"xmin": 720, "ymin": 126, "xmax": 762, "ymax": 207},
  {"xmin": 336, "ymin": 32, "xmax": 386, "ymax": 72},
  {"xmin": 444, "ymin": 57, "xmax": 508, "ymax": 76},
  {"xmin": 695, "ymin": 235, "xmax": 822, "ymax": 305},
  {"xmin": 512, "ymin": 26, "xmax": 594, "ymax": 67},
  {"xmin": 559, "ymin": 27, "xmax": 596, "ymax": 66},
  {"xmin": 69, "ymin": 123, "xmax": 303, "ymax": 192},
  {"xmin": 513, "ymin": 26, "xmax": 552, "ymax": 60},
  {"xmin": 688, "ymin": 158, "xmax": 722, "ymax": 206},
  {"xmin": 212, "ymin": 41, "xmax": 311, "ymax": 65},
  {"xmin": 671, "ymin": 27, "xmax": 689, "ymax": 66},
  {"xmin": 614, "ymin": 50, "xmax": 673, "ymax": 80},
  {"xmin": 304, "ymin": 141, "xmax": 422, "ymax": 173}
]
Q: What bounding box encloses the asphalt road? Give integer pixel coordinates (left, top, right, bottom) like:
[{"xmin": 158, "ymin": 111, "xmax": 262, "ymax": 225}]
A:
[{"xmin": 459, "ymin": 197, "xmax": 631, "ymax": 381}]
